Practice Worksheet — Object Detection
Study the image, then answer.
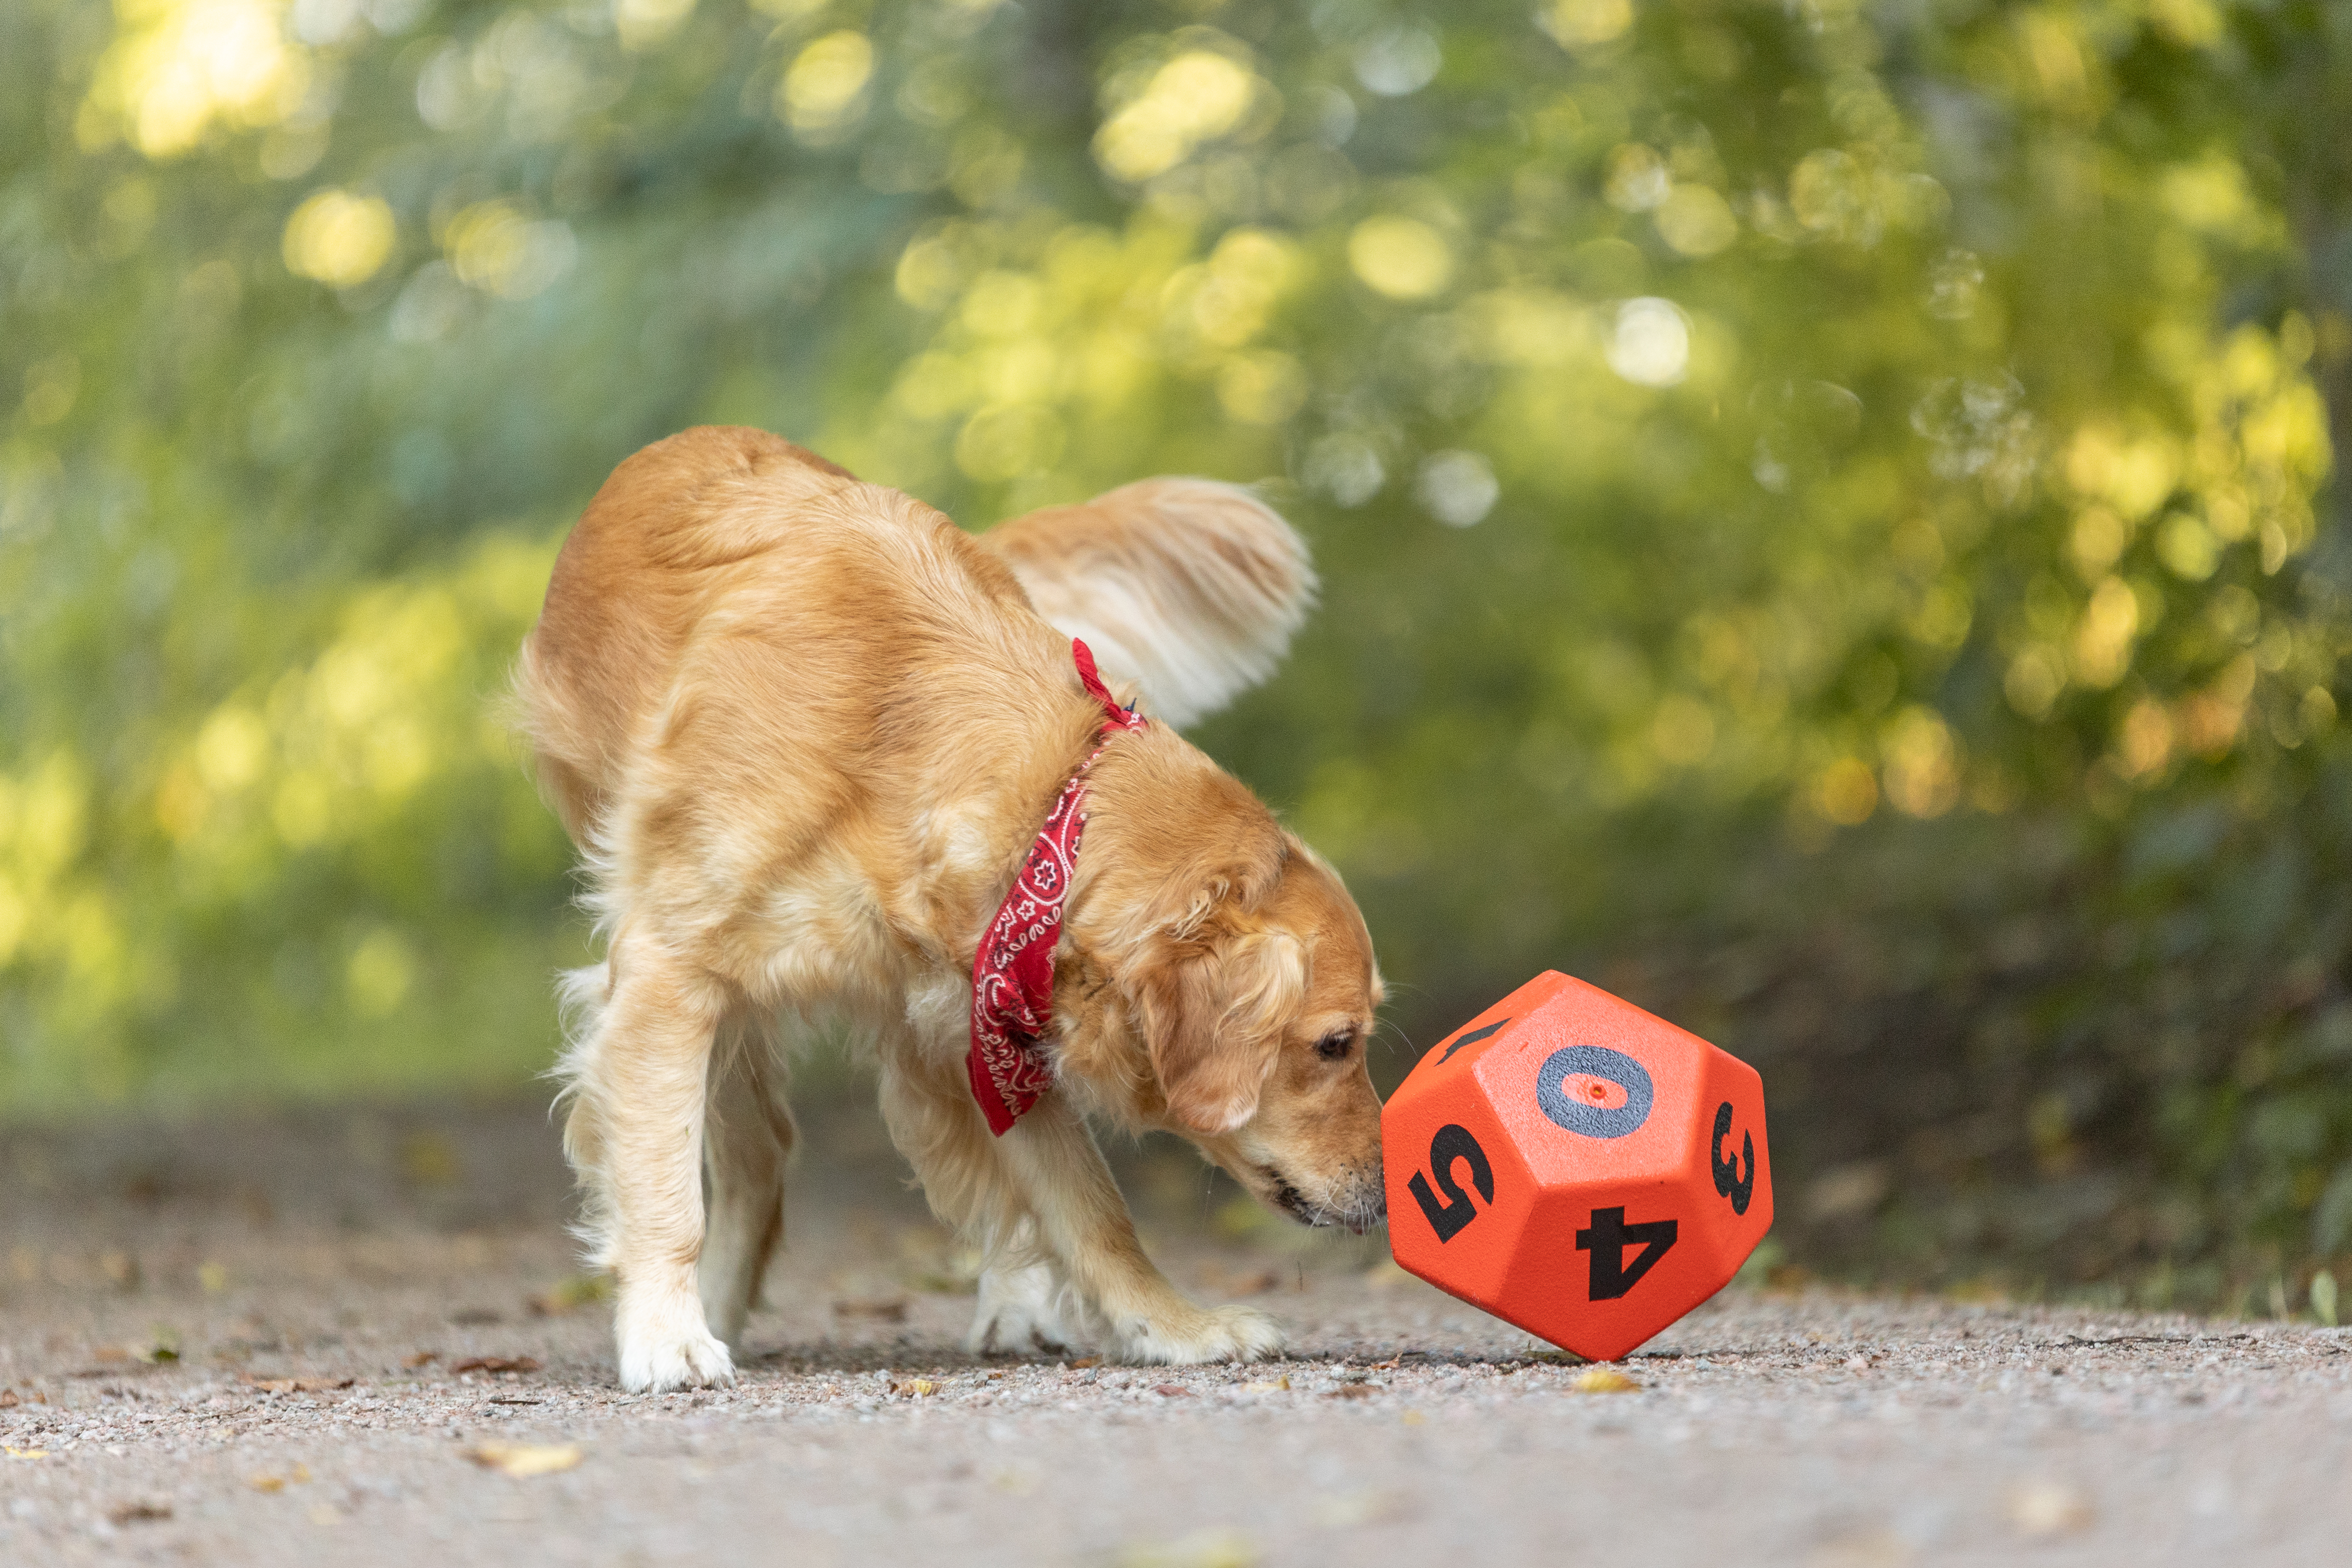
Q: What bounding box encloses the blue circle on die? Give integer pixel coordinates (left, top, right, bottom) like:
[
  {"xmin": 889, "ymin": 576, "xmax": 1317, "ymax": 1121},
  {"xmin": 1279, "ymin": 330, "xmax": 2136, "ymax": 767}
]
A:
[{"xmin": 1535, "ymin": 1045, "xmax": 1654, "ymax": 1139}]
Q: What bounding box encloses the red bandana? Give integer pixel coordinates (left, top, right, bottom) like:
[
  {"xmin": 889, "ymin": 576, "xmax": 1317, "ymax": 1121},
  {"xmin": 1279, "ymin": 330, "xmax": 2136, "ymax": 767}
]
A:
[{"xmin": 967, "ymin": 640, "xmax": 1148, "ymax": 1136}]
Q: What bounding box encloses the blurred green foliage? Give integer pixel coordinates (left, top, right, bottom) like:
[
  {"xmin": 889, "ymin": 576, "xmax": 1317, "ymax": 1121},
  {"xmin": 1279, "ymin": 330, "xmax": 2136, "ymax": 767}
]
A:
[{"xmin": 7, "ymin": 0, "xmax": 2352, "ymax": 1307}]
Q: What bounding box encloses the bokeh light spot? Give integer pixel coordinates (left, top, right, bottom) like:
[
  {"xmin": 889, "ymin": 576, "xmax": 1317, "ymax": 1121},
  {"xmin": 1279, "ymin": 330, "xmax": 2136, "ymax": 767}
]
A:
[
  {"xmin": 1605, "ymin": 297, "xmax": 1689, "ymax": 387},
  {"xmin": 1348, "ymin": 216, "xmax": 1452, "ymax": 300},
  {"xmin": 780, "ymin": 31, "xmax": 875, "ymax": 138},
  {"xmin": 1417, "ymin": 450, "xmax": 1498, "ymax": 526},
  {"xmin": 282, "ymin": 190, "xmax": 394, "ymax": 288},
  {"xmin": 1093, "ymin": 49, "xmax": 1261, "ymax": 183}
]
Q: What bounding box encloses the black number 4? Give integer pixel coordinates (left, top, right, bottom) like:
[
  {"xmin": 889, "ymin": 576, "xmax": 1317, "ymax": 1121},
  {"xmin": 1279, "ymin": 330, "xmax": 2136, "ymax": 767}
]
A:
[
  {"xmin": 1407, "ymin": 1124, "xmax": 1494, "ymax": 1242},
  {"xmin": 1575, "ymin": 1207, "xmax": 1678, "ymax": 1299}
]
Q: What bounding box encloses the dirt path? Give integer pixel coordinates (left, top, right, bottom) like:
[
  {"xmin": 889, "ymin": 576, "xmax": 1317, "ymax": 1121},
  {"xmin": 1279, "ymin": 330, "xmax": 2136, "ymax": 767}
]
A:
[{"xmin": 3, "ymin": 1100, "xmax": 2347, "ymax": 1567}]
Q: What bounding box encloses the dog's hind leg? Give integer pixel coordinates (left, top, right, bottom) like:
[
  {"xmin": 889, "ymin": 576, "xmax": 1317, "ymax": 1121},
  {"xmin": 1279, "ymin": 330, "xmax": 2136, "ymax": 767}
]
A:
[
  {"xmin": 560, "ymin": 930, "xmax": 735, "ymax": 1393},
  {"xmin": 968, "ymin": 1217, "xmax": 1077, "ymax": 1355},
  {"xmin": 874, "ymin": 1045, "xmax": 1075, "ymax": 1352},
  {"xmin": 698, "ymin": 1009, "xmax": 796, "ymax": 1351}
]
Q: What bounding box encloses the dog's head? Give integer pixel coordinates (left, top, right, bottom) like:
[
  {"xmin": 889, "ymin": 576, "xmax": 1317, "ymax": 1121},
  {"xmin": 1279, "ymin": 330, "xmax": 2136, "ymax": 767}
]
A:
[
  {"xmin": 1065, "ymin": 736, "xmax": 1386, "ymax": 1230},
  {"xmin": 1133, "ymin": 847, "xmax": 1387, "ymax": 1230}
]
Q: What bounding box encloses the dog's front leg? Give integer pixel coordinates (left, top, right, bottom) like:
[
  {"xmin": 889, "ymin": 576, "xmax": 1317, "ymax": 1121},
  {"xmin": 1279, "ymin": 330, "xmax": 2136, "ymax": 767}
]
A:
[
  {"xmin": 995, "ymin": 1096, "xmax": 1285, "ymax": 1366},
  {"xmin": 878, "ymin": 1053, "xmax": 1275, "ymax": 1363},
  {"xmin": 567, "ymin": 941, "xmax": 736, "ymax": 1393}
]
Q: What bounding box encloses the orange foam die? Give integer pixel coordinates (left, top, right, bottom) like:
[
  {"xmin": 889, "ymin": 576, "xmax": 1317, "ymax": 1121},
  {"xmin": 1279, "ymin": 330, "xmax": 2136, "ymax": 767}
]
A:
[{"xmin": 1382, "ymin": 971, "xmax": 1773, "ymax": 1361}]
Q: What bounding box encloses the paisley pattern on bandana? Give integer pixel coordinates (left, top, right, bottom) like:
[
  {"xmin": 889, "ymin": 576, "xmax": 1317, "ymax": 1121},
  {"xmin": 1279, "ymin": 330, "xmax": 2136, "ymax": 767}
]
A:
[{"xmin": 966, "ymin": 640, "xmax": 1147, "ymax": 1135}]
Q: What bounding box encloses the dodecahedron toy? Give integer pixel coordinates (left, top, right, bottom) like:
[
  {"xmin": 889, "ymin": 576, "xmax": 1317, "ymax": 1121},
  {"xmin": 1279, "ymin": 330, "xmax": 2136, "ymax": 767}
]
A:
[{"xmin": 1382, "ymin": 970, "xmax": 1773, "ymax": 1361}]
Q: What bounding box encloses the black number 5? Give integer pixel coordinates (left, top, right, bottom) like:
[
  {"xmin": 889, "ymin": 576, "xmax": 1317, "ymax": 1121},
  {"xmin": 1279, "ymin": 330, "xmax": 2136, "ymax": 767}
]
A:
[{"xmin": 1408, "ymin": 1124, "xmax": 1494, "ymax": 1242}]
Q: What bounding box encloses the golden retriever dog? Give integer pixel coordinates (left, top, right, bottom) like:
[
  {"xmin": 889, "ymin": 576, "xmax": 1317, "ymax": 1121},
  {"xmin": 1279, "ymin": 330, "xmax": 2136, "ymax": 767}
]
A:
[{"xmin": 513, "ymin": 426, "xmax": 1384, "ymax": 1392}]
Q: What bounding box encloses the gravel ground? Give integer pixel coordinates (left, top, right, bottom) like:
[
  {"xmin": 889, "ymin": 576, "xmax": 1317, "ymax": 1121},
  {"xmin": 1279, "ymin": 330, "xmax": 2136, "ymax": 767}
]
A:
[{"xmin": 3, "ymin": 1099, "xmax": 2349, "ymax": 1567}]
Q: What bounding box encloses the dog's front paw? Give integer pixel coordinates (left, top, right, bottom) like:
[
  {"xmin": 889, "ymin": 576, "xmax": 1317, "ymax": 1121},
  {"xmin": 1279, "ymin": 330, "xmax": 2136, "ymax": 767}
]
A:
[
  {"xmin": 968, "ymin": 1261, "xmax": 1077, "ymax": 1356},
  {"xmin": 1109, "ymin": 1302, "xmax": 1285, "ymax": 1366},
  {"xmin": 619, "ymin": 1326, "xmax": 735, "ymax": 1393},
  {"xmin": 617, "ymin": 1300, "xmax": 737, "ymax": 1393}
]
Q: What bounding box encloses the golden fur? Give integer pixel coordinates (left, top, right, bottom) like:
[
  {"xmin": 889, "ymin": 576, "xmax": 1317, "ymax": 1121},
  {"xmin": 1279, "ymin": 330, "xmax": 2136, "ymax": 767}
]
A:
[
  {"xmin": 982, "ymin": 476, "xmax": 1316, "ymax": 728},
  {"xmin": 513, "ymin": 427, "xmax": 1383, "ymax": 1391}
]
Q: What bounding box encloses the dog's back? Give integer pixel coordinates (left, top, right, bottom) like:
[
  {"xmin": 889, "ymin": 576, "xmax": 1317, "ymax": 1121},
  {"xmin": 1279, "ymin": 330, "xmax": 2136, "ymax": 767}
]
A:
[
  {"xmin": 516, "ymin": 426, "xmax": 1318, "ymax": 845},
  {"xmin": 516, "ymin": 427, "xmax": 865, "ymax": 841}
]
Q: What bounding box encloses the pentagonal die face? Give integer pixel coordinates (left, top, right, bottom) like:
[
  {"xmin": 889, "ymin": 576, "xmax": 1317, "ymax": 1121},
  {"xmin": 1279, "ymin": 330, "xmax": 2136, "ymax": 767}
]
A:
[{"xmin": 1382, "ymin": 972, "xmax": 1773, "ymax": 1362}]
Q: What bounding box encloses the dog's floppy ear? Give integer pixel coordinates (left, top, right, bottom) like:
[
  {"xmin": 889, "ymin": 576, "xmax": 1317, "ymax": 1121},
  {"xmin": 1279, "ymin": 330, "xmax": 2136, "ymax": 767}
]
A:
[{"xmin": 1139, "ymin": 928, "xmax": 1307, "ymax": 1135}]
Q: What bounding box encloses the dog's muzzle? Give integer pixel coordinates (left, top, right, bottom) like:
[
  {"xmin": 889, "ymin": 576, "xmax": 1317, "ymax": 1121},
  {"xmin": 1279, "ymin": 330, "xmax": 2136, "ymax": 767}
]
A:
[{"xmin": 1259, "ymin": 1164, "xmax": 1388, "ymax": 1233}]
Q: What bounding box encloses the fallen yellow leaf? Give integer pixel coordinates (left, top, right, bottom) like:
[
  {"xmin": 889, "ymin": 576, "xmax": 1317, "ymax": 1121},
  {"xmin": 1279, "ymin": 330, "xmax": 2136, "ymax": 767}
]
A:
[
  {"xmin": 247, "ymin": 1474, "xmax": 286, "ymax": 1493},
  {"xmin": 1118, "ymin": 1528, "xmax": 1260, "ymax": 1568},
  {"xmin": 466, "ymin": 1441, "xmax": 582, "ymax": 1477},
  {"xmin": 2007, "ymin": 1480, "xmax": 2094, "ymax": 1537},
  {"xmin": 1572, "ymin": 1367, "xmax": 1639, "ymax": 1394},
  {"xmin": 1311, "ymin": 1490, "xmax": 1399, "ymax": 1528},
  {"xmin": 527, "ymin": 1273, "xmax": 613, "ymax": 1317},
  {"xmin": 4, "ymin": 1446, "xmax": 48, "ymax": 1459},
  {"xmin": 243, "ymin": 1375, "xmax": 354, "ymax": 1394}
]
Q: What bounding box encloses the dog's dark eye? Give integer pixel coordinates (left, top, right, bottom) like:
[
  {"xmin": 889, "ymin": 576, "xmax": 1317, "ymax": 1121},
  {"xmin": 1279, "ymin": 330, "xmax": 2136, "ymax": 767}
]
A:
[{"xmin": 1316, "ymin": 1030, "xmax": 1356, "ymax": 1061}]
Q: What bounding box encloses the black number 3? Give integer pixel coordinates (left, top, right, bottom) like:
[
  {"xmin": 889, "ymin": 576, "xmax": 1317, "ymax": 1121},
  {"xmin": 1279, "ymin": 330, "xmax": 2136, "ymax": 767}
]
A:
[
  {"xmin": 1408, "ymin": 1123, "xmax": 1495, "ymax": 1242},
  {"xmin": 1710, "ymin": 1101, "xmax": 1755, "ymax": 1216}
]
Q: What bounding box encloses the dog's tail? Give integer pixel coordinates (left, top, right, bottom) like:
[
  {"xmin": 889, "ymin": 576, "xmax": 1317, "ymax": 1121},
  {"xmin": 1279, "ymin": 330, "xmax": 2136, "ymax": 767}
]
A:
[{"xmin": 976, "ymin": 478, "xmax": 1316, "ymax": 729}]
